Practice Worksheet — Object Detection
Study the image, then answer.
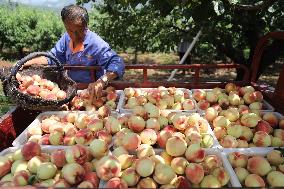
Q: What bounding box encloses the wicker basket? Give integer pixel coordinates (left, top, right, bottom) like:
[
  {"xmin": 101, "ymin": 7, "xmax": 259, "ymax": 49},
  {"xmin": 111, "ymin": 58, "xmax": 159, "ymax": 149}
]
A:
[{"xmin": 1, "ymin": 52, "xmax": 76, "ymax": 111}]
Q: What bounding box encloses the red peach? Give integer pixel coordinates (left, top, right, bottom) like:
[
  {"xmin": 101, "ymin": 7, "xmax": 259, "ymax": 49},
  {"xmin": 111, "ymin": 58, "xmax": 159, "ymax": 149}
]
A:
[
  {"xmin": 137, "ymin": 177, "xmax": 157, "ymax": 189},
  {"xmin": 136, "ymin": 144, "xmax": 155, "ymax": 159},
  {"xmin": 253, "ymin": 131, "xmax": 272, "ymax": 147},
  {"xmin": 263, "ymin": 112, "xmax": 279, "ymax": 128},
  {"xmin": 50, "ymin": 149, "xmax": 66, "ymax": 168},
  {"xmin": 96, "ymin": 155, "xmax": 121, "ymax": 181},
  {"xmin": 65, "ymin": 144, "xmax": 89, "ymax": 165},
  {"xmin": 75, "ymin": 128, "xmax": 94, "ymax": 145},
  {"xmin": 185, "ymin": 163, "xmax": 204, "ymax": 184},
  {"xmin": 0, "ymin": 156, "xmax": 12, "ymax": 177},
  {"xmin": 96, "ymin": 129, "xmax": 112, "ymax": 145},
  {"xmin": 166, "ymin": 136, "xmax": 187, "ymax": 157},
  {"xmin": 247, "ymin": 156, "xmax": 272, "ymax": 176},
  {"xmin": 245, "ymin": 174, "xmax": 265, "ymax": 187},
  {"xmin": 21, "ymin": 141, "xmax": 41, "ymax": 161},
  {"xmin": 98, "ymin": 105, "xmax": 111, "ymax": 118},
  {"xmin": 193, "ymin": 89, "xmax": 206, "ymax": 102},
  {"xmin": 212, "ymin": 167, "xmax": 230, "ymax": 186},
  {"xmin": 171, "ymin": 176, "xmax": 191, "ymax": 189},
  {"xmin": 202, "ymin": 155, "xmax": 222, "ymax": 174},
  {"xmin": 105, "ymin": 177, "xmax": 128, "ymax": 189},
  {"xmin": 84, "ymin": 172, "xmax": 99, "ymax": 188},
  {"xmin": 13, "ymin": 170, "xmax": 30, "ymax": 186},
  {"xmin": 122, "ymin": 132, "xmax": 141, "ymax": 151},
  {"xmin": 121, "ymin": 168, "xmax": 140, "ymax": 187},
  {"xmin": 255, "ymin": 120, "xmax": 273, "ymax": 134},
  {"xmin": 197, "ymin": 100, "xmax": 210, "ymax": 110},
  {"xmin": 62, "ymin": 163, "xmax": 85, "ymax": 185},
  {"xmin": 128, "ymin": 115, "xmax": 146, "ymax": 133},
  {"xmin": 225, "ymin": 83, "xmax": 237, "ymax": 93},
  {"xmin": 220, "ymin": 135, "xmax": 238, "ymax": 148},
  {"xmin": 157, "ymin": 129, "xmax": 173, "ymax": 148},
  {"xmin": 185, "ymin": 144, "xmax": 205, "ymax": 163}
]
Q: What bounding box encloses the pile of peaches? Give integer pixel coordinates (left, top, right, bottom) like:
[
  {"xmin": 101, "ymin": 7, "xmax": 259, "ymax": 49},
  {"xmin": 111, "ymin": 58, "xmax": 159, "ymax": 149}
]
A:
[
  {"xmin": 69, "ymin": 86, "xmax": 119, "ymax": 111},
  {"xmin": 16, "ymin": 73, "xmax": 67, "ymax": 101},
  {"xmin": 228, "ymin": 150, "xmax": 284, "ymax": 187},
  {"xmin": 192, "ymin": 83, "xmax": 268, "ymax": 111},
  {"xmin": 123, "ymin": 87, "xmax": 196, "ymax": 111}
]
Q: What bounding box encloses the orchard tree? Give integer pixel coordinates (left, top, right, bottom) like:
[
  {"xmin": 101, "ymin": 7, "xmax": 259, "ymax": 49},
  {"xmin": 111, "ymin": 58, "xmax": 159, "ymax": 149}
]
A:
[{"xmin": 78, "ymin": 0, "xmax": 284, "ymax": 79}]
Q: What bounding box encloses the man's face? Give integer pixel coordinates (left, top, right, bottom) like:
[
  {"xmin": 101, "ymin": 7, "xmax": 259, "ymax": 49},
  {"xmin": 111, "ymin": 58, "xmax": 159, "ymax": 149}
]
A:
[{"xmin": 64, "ymin": 19, "xmax": 86, "ymax": 43}]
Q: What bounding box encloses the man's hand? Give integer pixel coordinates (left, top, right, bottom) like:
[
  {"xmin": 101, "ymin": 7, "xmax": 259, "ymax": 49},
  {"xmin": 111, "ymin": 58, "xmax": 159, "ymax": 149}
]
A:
[{"xmin": 88, "ymin": 79, "xmax": 105, "ymax": 104}]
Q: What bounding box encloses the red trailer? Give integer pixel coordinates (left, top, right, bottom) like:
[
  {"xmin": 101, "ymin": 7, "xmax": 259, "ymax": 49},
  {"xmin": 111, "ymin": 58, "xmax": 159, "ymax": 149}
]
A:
[{"xmin": 0, "ymin": 31, "xmax": 283, "ymax": 151}]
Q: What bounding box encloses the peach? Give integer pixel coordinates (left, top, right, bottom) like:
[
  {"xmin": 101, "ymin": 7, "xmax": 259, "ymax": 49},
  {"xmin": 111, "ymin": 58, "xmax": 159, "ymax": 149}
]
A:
[
  {"xmin": 253, "ymin": 131, "xmax": 271, "ymax": 147},
  {"xmin": 157, "ymin": 116, "xmax": 168, "ymax": 129},
  {"xmin": 255, "ymin": 120, "xmax": 273, "ymax": 134},
  {"xmin": 174, "ymin": 89, "xmax": 185, "ymax": 103},
  {"xmin": 12, "ymin": 149, "xmax": 23, "ymax": 161},
  {"xmin": 65, "ymin": 112, "xmax": 78, "ymax": 123},
  {"xmin": 193, "ymin": 89, "xmax": 206, "ymax": 101},
  {"xmin": 146, "ymin": 118, "xmax": 160, "ymax": 131},
  {"xmin": 263, "ymin": 112, "xmax": 279, "ymax": 128},
  {"xmin": 137, "ymin": 177, "xmax": 157, "ymax": 189},
  {"xmin": 220, "ymin": 135, "xmax": 238, "ymax": 148},
  {"xmin": 92, "ymin": 98, "xmax": 104, "ymax": 108},
  {"xmin": 213, "ymin": 127, "xmax": 227, "ymax": 140},
  {"xmin": 239, "ymin": 126, "xmax": 253, "ymax": 141},
  {"xmin": 77, "ymin": 181, "xmax": 95, "ymax": 188},
  {"xmin": 247, "ymin": 156, "xmax": 272, "ymax": 176},
  {"xmin": 240, "ymin": 113, "xmax": 261, "ymax": 127},
  {"xmin": 237, "ymin": 139, "xmax": 249, "ymax": 147},
  {"xmin": 135, "ymin": 157, "xmax": 155, "ymax": 177},
  {"xmin": 267, "ymin": 150, "xmax": 284, "ymax": 166},
  {"xmin": 185, "ymin": 130, "xmax": 202, "ymax": 145},
  {"xmin": 144, "ymin": 103, "xmax": 160, "ymax": 118},
  {"xmin": 182, "ymin": 99, "xmax": 195, "ymax": 110},
  {"xmin": 218, "ymin": 97, "xmax": 229, "ymax": 109},
  {"xmin": 128, "ymin": 115, "xmax": 145, "ymax": 133},
  {"xmin": 243, "ymin": 92, "xmax": 256, "ymax": 104},
  {"xmin": 126, "ymin": 97, "xmax": 139, "ymax": 108},
  {"xmin": 278, "ymin": 119, "xmax": 284, "ymax": 129},
  {"xmin": 75, "ymin": 128, "xmax": 94, "ymax": 145},
  {"xmin": 200, "ymin": 175, "xmax": 221, "ymax": 188},
  {"xmin": 65, "ymin": 144, "xmax": 89, "ymax": 165},
  {"xmin": 225, "ymin": 83, "xmax": 237, "ymax": 93},
  {"xmin": 106, "ymin": 91, "xmax": 118, "ymax": 101},
  {"xmin": 63, "ymin": 124, "xmax": 78, "ymax": 137},
  {"xmin": 201, "ymin": 134, "xmax": 214, "ymax": 148},
  {"xmin": 228, "ymin": 152, "xmax": 248, "ymax": 168},
  {"xmin": 253, "ymin": 91, "xmax": 263, "ymax": 102},
  {"xmin": 105, "ymin": 177, "xmax": 128, "ymax": 189},
  {"xmin": 105, "ymin": 116, "xmax": 121, "ymax": 134},
  {"xmin": 212, "ymin": 167, "xmax": 230, "ymax": 186},
  {"xmin": 267, "ymin": 171, "xmax": 284, "ymax": 187},
  {"xmin": 84, "ymin": 172, "xmax": 99, "ymax": 188},
  {"xmin": 272, "ymin": 137, "xmax": 284, "ymax": 147},
  {"xmin": 224, "ymin": 108, "xmax": 240, "ymax": 122},
  {"xmin": 238, "ymin": 105, "xmax": 250, "ymax": 114},
  {"xmin": 98, "ymin": 105, "xmax": 111, "ymax": 118},
  {"xmin": 163, "ymin": 94, "xmax": 175, "ymax": 107},
  {"xmin": 172, "ymin": 113, "xmax": 188, "ymax": 131},
  {"xmin": 205, "ymin": 107, "xmax": 218, "ymax": 122},
  {"xmin": 62, "ymin": 163, "xmax": 85, "ymax": 185},
  {"xmin": 56, "ymin": 90, "xmax": 67, "ymax": 100},
  {"xmin": 154, "ymin": 163, "xmax": 177, "ymax": 185},
  {"xmin": 206, "ymin": 91, "xmax": 218, "ymax": 103},
  {"xmin": 39, "ymin": 152, "xmax": 50, "ymax": 162},
  {"xmin": 274, "ymin": 129, "xmax": 284, "ymax": 140},
  {"xmin": 27, "ymin": 156, "xmax": 43, "ymax": 174},
  {"xmin": 249, "ymin": 102, "xmax": 263, "ymax": 110},
  {"xmin": 0, "ymin": 156, "xmax": 12, "ymax": 177},
  {"xmin": 50, "ymin": 149, "xmax": 66, "ymax": 168},
  {"xmin": 213, "ymin": 116, "xmax": 230, "ymax": 128},
  {"xmin": 27, "ymin": 125, "xmax": 43, "ymax": 137},
  {"xmin": 0, "ymin": 173, "xmax": 13, "ymax": 182},
  {"xmin": 171, "ymin": 157, "xmax": 188, "ymax": 175},
  {"xmin": 157, "ymin": 99, "xmax": 168, "ymax": 109},
  {"xmin": 136, "ymin": 144, "xmax": 155, "ymax": 158},
  {"xmin": 234, "ymin": 167, "xmax": 249, "ymax": 184},
  {"xmin": 122, "ymin": 132, "xmax": 141, "ymax": 151},
  {"xmin": 96, "ymin": 129, "xmax": 112, "ymax": 145},
  {"xmin": 89, "ymin": 139, "xmax": 108, "ymax": 159},
  {"xmin": 136, "ymin": 95, "xmax": 148, "ymax": 106},
  {"xmin": 96, "ymin": 155, "xmax": 121, "ymax": 181},
  {"xmin": 185, "ymin": 144, "xmax": 205, "ymax": 163},
  {"xmin": 113, "ymin": 129, "xmax": 131, "ymax": 147},
  {"xmin": 105, "ymin": 86, "xmax": 116, "ymax": 93},
  {"xmin": 63, "ymin": 136, "xmax": 76, "ymax": 145},
  {"xmin": 228, "ymin": 93, "xmax": 241, "ymax": 106},
  {"xmin": 140, "ymin": 129, "xmax": 157, "ymax": 145},
  {"xmin": 49, "ymin": 130, "xmax": 63, "ymax": 145},
  {"xmin": 112, "ymin": 146, "xmax": 128, "ymax": 158},
  {"xmin": 239, "ymin": 86, "xmax": 255, "ymax": 96},
  {"xmin": 245, "ymin": 174, "xmax": 265, "ymax": 187},
  {"xmin": 121, "ymin": 167, "xmax": 140, "ymax": 187},
  {"xmin": 21, "ymin": 141, "xmax": 41, "ymax": 161},
  {"xmin": 133, "ymin": 106, "xmax": 145, "ymax": 117},
  {"xmin": 118, "ymin": 154, "xmax": 134, "ymax": 170},
  {"xmin": 202, "ymin": 155, "xmax": 222, "ymax": 173},
  {"xmin": 227, "ymin": 124, "xmax": 243, "ymax": 138},
  {"xmin": 36, "ymin": 162, "xmax": 57, "ymax": 180},
  {"xmin": 157, "ymin": 129, "xmax": 173, "ymax": 148},
  {"xmin": 87, "ymin": 118, "xmax": 104, "ymax": 132},
  {"xmin": 197, "ymin": 100, "xmax": 210, "ymax": 110},
  {"xmin": 75, "ymin": 113, "xmax": 89, "ymax": 129},
  {"xmin": 150, "ymin": 154, "xmax": 165, "ymax": 165},
  {"xmin": 26, "ymin": 85, "xmax": 40, "ymax": 96},
  {"xmin": 185, "ymin": 163, "xmax": 204, "ymax": 184},
  {"xmin": 160, "ymin": 151, "xmax": 173, "ymax": 165},
  {"xmin": 171, "ymin": 176, "xmax": 191, "ymax": 189},
  {"xmin": 166, "ymin": 136, "xmax": 187, "ymax": 157}
]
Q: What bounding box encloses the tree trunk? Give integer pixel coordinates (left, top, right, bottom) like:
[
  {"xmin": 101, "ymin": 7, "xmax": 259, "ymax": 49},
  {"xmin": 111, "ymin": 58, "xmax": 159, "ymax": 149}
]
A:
[{"xmin": 133, "ymin": 48, "xmax": 138, "ymax": 64}]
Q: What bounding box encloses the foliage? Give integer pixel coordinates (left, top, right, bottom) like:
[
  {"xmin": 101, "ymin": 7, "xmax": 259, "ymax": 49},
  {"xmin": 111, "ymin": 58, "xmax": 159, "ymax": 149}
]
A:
[
  {"xmin": 78, "ymin": 0, "xmax": 284, "ymax": 66},
  {"xmin": 0, "ymin": 5, "xmax": 64, "ymax": 55}
]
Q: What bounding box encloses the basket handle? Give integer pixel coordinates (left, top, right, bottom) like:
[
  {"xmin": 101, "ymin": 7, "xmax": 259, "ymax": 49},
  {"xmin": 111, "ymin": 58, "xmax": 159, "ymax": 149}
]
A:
[{"xmin": 10, "ymin": 52, "xmax": 64, "ymax": 79}]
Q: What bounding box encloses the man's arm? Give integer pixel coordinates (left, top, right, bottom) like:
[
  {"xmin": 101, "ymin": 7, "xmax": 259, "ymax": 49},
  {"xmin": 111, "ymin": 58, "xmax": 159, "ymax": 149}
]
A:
[{"xmin": 22, "ymin": 56, "xmax": 48, "ymax": 68}]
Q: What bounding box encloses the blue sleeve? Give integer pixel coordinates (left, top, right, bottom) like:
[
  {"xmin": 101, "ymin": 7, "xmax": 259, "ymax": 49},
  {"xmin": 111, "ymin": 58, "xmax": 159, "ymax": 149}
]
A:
[
  {"xmin": 97, "ymin": 46, "xmax": 125, "ymax": 79},
  {"xmin": 48, "ymin": 33, "xmax": 67, "ymax": 65}
]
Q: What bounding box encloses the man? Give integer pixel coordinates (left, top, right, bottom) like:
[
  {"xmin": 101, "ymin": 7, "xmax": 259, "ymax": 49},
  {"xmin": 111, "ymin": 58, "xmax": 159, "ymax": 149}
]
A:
[{"xmin": 25, "ymin": 4, "xmax": 125, "ymax": 103}]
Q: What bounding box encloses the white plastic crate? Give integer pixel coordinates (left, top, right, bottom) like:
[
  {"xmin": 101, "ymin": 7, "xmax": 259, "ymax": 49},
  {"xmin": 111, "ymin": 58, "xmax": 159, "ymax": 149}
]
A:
[
  {"xmin": 191, "ymin": 89, "xmax": 275, "ymax": 114},
  {"xmin": 117, "ymin": 88, "xmax": 197, "ymax": 113},
  {"xmin": 12, "ymin": 111, "xmax": 118, "ymax": 147},
  {"xmin": 116, "ymin": 112, "xmax": 221, "ymax": 149},
  {"xmin": 99, "ymin": 148, "xmax": 240, "ymax": 188},
  {"xmin": 223, "ymin": 147, "xmax": 278, "ymax": 187}
]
